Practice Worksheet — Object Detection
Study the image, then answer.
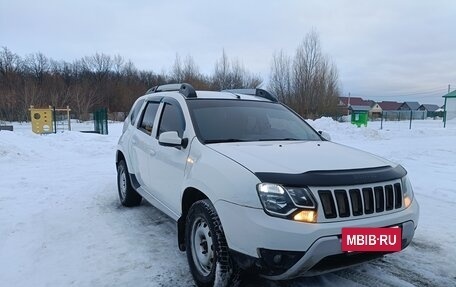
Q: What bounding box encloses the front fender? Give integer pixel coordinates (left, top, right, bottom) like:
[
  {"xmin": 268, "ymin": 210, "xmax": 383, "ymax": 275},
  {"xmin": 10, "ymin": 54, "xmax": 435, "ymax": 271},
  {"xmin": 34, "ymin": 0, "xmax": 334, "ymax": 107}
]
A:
[{"xmin": 183, "ymin": 139, "xmax": 262, "ymax": 209}]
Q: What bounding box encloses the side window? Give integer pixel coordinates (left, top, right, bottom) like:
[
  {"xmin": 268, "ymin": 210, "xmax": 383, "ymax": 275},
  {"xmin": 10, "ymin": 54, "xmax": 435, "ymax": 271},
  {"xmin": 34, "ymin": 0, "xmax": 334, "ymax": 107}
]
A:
[
  {"xmin": 138, "ymin": 102, "xmax": 160, "ymax": 135},
  {"xmin": 158, "ymin": 103, "xmax": 185, "ymax": 138},
  {"xmin": 130, "ymin": 99, "xmax": 145, "ymax": 126}
]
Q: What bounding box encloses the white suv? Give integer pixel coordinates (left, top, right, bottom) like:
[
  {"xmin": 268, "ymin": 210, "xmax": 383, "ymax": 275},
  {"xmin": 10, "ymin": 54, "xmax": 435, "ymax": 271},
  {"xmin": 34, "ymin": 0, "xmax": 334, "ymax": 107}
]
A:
[{"xmin": 116, "ymin": 83, "xmax": 419, "ymax": 286}]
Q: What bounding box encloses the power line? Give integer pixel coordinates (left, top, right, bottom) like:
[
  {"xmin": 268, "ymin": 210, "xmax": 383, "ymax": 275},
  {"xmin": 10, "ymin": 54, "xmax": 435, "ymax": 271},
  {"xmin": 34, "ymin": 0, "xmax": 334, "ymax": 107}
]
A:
[
  {"xmin": 350, "ymin": 88, "xmax": 449, "ymax": 98},
  {"xmin": 384, "ymin": 90, "xmax": 447, "ymax": 97},
  {"xmin": 378, "ymin": 87, "xmax": 444, "ymax": 94}
]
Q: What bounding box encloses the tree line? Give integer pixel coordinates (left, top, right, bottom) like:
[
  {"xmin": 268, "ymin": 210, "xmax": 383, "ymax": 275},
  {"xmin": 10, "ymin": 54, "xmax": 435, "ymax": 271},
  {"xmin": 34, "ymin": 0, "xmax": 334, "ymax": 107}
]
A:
[{"xmin": 0, "ymin": 31, "xmax": 340, "ymax": 122}]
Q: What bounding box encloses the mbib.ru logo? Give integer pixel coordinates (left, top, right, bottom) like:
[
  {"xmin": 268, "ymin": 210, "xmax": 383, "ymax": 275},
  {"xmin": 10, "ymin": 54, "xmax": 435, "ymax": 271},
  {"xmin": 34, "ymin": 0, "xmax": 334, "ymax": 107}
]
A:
[{"xmin": 342, "ymin": 227, "xmax": 402, "ymax": 252}]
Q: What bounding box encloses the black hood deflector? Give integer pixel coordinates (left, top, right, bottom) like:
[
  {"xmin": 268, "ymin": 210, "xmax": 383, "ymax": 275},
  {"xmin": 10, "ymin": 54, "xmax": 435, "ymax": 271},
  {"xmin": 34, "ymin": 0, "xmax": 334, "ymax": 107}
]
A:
[{"xmin": 255, "ymin": 165, "xmax": 407, "ymax": 187}]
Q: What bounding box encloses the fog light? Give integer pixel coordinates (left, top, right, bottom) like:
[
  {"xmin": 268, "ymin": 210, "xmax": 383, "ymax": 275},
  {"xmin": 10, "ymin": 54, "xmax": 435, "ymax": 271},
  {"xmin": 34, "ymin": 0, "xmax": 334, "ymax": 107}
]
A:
[
  {"xmin": 258, "ymin": 249, "xmax": 305, "ymax": 275},
  {"xmin": 293, "ymin": 210, "xmax": 317, "ymax": 223},
  {"xmin": 404, "ymin": 196, "xmax": 412, "ymax": 208}
]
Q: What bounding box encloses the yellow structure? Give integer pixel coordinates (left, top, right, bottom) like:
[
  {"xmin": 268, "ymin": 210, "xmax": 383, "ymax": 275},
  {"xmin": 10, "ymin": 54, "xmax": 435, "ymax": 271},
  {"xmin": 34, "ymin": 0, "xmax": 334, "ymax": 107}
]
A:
[{"xmin": 29, "ymin": 106, "xmax": 54, "ymax": 134}]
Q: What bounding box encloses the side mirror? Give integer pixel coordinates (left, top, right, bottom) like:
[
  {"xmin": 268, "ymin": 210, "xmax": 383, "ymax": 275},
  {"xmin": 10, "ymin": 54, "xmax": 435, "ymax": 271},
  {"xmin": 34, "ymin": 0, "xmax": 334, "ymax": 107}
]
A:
[
  {"xmin": 318, "ymin": 131, "xmax": 331, "ymax": 141},
  {"xmin": 158, "ymin": 131, "xmax": 183, "ymax": 147}
]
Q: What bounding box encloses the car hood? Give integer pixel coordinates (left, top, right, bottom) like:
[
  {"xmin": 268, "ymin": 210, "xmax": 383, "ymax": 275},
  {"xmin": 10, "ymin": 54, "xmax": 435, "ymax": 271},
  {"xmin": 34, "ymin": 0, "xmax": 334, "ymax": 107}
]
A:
[{"xmin": 208, "ymin": 140, "xmax": 394, "ymax": 174}]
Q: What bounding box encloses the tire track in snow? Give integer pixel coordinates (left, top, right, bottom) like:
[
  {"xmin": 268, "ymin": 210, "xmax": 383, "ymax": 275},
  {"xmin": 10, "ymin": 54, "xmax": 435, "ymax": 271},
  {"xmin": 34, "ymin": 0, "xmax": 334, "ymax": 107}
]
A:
[{"xmin": 333, "ymin": 268, "xmax": 405, "ymax": 287}]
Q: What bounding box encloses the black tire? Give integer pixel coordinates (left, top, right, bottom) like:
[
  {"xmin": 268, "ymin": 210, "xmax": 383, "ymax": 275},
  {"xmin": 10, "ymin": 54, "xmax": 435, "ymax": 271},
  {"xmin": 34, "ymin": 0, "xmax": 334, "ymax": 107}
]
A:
[
  {"xmin": 185, "ymin": 199, "xmax": 237, "ymax": 287},
  {"xmin": 117, "ymin": 160, "xmax": 142, "ymax": 207}
]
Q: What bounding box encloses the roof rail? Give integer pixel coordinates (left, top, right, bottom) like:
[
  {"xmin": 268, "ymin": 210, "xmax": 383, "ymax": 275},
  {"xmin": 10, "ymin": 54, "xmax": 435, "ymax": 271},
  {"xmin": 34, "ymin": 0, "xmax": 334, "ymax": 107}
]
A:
[
  {"xmin": 222, "ymin": 88, "xmax": 278, "ymax": 102},
  {"xmin": 146, "ymin": 83, "xmax": 197, "ymax": 98}
]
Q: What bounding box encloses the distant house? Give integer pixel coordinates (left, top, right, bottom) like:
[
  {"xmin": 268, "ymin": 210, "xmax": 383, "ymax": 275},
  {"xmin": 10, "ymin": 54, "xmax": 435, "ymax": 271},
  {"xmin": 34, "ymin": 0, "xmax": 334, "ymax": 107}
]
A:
[
  {"xmin": 418, "ymin": 104, "xmax": 440, "ymax": 112},
  {"xmin": 338, "ymin": 97, "xmax": 372, "ymax": 116},
  {"xmin": 378, "ymin": 101, "xmax": 402, "ymax": 111},
  {"xmin": 370, "ymin": 103, "xmax": 383, "ymax": 117},
  {"xmin": 370, "ymin": 103, "xmax": 382, "ymax": 114},
  {"xmin": 339, "ymin": 97, "xmax": 369, "ymax": 106},
  {"xmin": 443, "ymin": 90, "xmax": 456, "ymax": 127},
  {"xmin": 418, "ymin": 104, "xmax": 441, "ymax": 118},
  {"xmin": 399, "ymin": 101, "xmax": 420, "ymax": 110}
]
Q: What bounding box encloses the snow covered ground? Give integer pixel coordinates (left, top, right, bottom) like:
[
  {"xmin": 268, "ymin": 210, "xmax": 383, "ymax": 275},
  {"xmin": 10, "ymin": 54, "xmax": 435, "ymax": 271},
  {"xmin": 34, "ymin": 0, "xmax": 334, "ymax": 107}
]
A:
[{"xmin": 1, "ymin": 119, "xmax": 455, "ymax": 287}]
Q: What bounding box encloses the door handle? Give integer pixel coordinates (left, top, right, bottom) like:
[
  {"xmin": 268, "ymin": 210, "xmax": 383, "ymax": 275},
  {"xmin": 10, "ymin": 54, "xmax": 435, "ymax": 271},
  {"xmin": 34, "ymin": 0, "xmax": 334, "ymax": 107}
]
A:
[{"xmin": 149, "ymin": 149, "xmax": 156, "ymax": 156}]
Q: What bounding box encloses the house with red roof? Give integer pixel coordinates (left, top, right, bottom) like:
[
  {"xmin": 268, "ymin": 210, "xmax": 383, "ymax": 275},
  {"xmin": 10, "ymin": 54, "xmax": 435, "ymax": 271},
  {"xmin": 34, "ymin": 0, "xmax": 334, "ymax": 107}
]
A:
[
  {"xmin": 378, "ymin": 101, "xmax": 402, "ymax": 111},
  {"xmin": 338, "ymin": 96, "xmax": 373, "ymax": 115}
]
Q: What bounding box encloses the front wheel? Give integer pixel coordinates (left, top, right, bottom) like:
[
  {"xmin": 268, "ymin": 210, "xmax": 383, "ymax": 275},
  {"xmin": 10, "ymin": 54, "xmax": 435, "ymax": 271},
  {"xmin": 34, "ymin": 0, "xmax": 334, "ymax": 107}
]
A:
[{"xmin": 185, "ymin": 199, "xmax": 237, "ymax": 287}]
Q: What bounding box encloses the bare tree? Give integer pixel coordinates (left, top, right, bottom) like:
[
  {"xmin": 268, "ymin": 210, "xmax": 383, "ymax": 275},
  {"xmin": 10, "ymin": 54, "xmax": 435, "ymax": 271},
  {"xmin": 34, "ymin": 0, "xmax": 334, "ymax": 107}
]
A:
[
  {"xmin": 0, "ymin": 47, "xmax": 21, "ymax": 79},
  {"xmin": 212, "ymin": 50, "xmax": 262, "ymax": 90},
  {"xmin": 171, "ymin": 53, "xmax": 184, "ymax": 83},
  {"xmin": 0, "ymin": 47, "xmax": 23, "ymax": 121},
  {"xmin": 70, "ymin": 79, "xmax": 103, "ymax": 121},
  {"xmin": 182, "ymin": 55, "xmax": 199, "ymax": 82},
  {"xmin": 270, "ymin": 31, "xmax": 340, "ymax": 117},
  {"xmin": 212, "ymin": 50, "xmax": 231, "ymax": 90},
  {"xmin": 25, "ymin": 52, "xmax": 49, "ymax": 84},
  {"xmin": 269, "ymin": 50, "xmax": 292, "ymax": 103},
  {"xmin": 113, "ymin": 54, "xmax": 125, "ymax": 76},
  {"xmin": 82, "ymin": 53, "xmax": 113, "ymax": 80}
]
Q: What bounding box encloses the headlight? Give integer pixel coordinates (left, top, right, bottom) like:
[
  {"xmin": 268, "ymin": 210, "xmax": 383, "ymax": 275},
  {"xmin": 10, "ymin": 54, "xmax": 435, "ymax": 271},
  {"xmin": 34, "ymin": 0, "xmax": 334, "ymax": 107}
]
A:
[
  {"xmin": 257, "ymin": 183, "xmax": 317, "ymax": 222},
  {"xmin": 401, "ymin": 176, "xmax": 414, "ymax": 208},
  {"xmin": 286, "ymin": 187, "xmax": 316, "ymax": 208},
  {"xmin": 257, "ymin": 183, "xmax": 296, "ymax": 216}
]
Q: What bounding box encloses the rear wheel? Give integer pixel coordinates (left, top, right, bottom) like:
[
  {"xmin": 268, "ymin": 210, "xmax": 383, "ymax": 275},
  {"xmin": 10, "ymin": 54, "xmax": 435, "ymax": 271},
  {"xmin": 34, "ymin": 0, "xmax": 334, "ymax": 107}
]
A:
[
  {"xmin": 185, "ymin": 199, "xmax": 237, "ymax": 287},
  {"xmin": 117, "ymin": 160, "xmax": 142, "ymax": 207}
]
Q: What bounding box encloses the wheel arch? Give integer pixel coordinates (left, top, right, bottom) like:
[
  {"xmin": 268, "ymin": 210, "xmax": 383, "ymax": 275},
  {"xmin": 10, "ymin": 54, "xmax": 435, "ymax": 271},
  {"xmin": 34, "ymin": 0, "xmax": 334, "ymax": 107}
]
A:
[
  {"xmin": 116, "ymin": 150, "xmax": 125, "ymax": 166},
  {"xmin": 178, "ymin": 187, "xmax": 209, "ymax": 251}
]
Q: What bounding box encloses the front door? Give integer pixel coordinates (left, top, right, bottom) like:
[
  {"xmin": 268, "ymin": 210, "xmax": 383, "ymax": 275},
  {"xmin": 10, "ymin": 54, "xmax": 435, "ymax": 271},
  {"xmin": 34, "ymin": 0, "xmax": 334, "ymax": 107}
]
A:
[{"xmin": 149, "ymin": 100, "xmax": 189, "ymax": 215}]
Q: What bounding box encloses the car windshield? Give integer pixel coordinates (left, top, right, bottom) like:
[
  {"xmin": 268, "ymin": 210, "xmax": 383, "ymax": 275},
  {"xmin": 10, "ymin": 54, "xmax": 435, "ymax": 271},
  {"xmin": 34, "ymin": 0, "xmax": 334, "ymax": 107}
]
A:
[{"xmin": 187, "ymin": 99, "xmax": 322, "ymax": 143}]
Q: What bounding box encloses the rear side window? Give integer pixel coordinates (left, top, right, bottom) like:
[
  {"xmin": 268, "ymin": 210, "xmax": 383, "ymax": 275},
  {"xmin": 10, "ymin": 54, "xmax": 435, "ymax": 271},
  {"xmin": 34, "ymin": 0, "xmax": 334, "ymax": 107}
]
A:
[
  {"xmin": 138, "ymin": 102, "xmax": 160, "ymax": 135},
  {"xmin": 130, "ymin": 99, "xmax": 145, "ymax": 126},
  {"xmin": 158, "ymin": 103, "xmax": 185, "ymax": 138}
]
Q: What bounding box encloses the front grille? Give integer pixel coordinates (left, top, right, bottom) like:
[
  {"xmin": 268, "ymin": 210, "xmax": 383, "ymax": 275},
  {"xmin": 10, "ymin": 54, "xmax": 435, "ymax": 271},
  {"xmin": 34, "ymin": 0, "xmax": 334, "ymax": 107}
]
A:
[{"xmin": 317, "ymin": 182, "xmax": 403, "ymax": 219}]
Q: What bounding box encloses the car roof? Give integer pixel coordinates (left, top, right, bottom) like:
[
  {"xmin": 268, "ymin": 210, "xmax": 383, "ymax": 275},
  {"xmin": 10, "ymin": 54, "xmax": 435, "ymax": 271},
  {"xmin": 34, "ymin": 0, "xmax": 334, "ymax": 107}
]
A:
[
  {"xmin": 141, "ymin": 83, "xmax": 278, "ymax": 103},
  {"xmin": 190, "ymin": 91, "xmax": 271, "ymax": 102},
  {"xmin": 140, "ymin": 90, "xmax": 274, "ymax": 103}
]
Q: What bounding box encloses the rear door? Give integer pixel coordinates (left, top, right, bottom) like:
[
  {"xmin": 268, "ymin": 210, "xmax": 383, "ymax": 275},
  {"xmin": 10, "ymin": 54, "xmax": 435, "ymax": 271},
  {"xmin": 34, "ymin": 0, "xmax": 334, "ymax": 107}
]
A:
[{"xmin": 130, "ymin": 101, "xmax": 161, "ymax": 188}]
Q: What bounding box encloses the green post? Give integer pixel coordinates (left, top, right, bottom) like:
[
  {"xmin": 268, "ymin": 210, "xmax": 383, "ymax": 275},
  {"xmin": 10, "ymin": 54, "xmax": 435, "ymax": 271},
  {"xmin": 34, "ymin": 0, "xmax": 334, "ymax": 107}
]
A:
[
  {"xmin": 93, "ymin": 108, "xmax": 109, "ymax": 135},
  {"xmin": 443, "ymin": 97, "xmax": 447, "ymax": 128},
  {"xmin": 409, "ymin": 110, "xmax": 412, "ymax": 129},
  {"xmin": 53, "ymin": 106, "xmax": 57, "ymax": 134},
  {"xmin": 94, "ymin": 110, "xmax": 99, "ymax": 133},
  {"xmin": 101, "ymin": 108, "xmax": 108, "ymax": 135}
]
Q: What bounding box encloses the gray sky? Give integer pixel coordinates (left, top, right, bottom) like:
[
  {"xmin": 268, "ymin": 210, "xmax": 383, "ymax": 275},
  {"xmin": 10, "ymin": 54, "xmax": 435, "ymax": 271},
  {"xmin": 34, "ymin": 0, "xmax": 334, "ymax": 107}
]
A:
[{"xmin": 1, "ymin": 0, "xmax": 455, "ymax": 105}]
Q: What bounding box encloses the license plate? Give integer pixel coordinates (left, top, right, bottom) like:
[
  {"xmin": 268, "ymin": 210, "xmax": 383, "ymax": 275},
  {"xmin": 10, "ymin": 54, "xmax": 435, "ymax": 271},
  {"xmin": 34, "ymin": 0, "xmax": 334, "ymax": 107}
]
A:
[{"xmin": 341, "ymin": 227, "xmax": 402, "ymax": 252}]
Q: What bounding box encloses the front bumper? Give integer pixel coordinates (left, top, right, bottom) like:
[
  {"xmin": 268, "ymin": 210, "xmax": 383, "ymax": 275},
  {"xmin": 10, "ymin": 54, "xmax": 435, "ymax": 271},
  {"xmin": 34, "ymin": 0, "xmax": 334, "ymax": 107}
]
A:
[{"xmin": 214, "ymin": 198, "xmax": 419, "ymax": 279}]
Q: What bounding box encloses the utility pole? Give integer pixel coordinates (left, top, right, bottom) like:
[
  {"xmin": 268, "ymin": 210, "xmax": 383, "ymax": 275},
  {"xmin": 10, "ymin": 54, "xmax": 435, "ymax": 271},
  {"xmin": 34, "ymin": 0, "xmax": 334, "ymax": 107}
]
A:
[
  {"xmin": 444, "ymin": 84, "xmax": 450, "ymax": 128},
  {"xmin": 347, "ymin": 92, "xmax": 351, "ymax": 116}
]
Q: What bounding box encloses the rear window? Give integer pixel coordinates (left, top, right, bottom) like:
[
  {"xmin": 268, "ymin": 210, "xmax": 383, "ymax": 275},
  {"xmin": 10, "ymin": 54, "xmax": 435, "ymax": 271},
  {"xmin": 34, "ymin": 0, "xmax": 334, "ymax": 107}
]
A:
[
  {"xmin": 139, "ymin": 102, "xmax": 160, "ymax": 135},
  {"xmin": 130, "ymin": 99, "xmax": 145, "ymax": 126}
]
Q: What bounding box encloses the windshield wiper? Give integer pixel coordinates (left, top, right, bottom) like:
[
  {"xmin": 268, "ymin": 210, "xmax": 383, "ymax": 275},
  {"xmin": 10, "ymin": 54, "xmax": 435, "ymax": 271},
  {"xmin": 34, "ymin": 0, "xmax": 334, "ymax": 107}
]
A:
[{"xmin": 204, "ymin": 139, "xmax": 251, "ymax": 144}]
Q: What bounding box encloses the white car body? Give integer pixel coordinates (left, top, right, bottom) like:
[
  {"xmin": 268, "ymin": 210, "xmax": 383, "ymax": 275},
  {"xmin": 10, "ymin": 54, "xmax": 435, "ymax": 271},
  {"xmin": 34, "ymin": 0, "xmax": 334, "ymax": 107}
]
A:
[{"xmin": 116, "ymin": 85, "xmax": 419, "ymax": 280}]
